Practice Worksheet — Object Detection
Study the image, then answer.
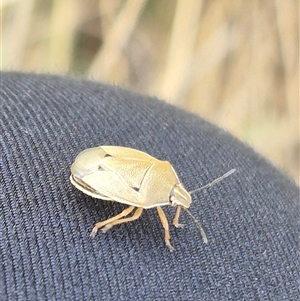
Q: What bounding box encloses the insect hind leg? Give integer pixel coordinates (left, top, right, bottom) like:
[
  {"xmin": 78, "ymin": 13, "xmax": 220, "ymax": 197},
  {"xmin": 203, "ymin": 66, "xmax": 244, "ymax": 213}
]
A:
[
  {"xmin": 100, "ymin": 207, "xmax": 143, "ymax": 233},
  {"xmin": 90, "ymin": 205, "xmax": 135, "ymax": 237}
]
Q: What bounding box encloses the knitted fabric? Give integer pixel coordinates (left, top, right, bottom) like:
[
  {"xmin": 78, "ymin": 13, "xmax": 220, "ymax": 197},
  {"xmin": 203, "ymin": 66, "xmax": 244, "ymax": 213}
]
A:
[{"xmin": 1, "ymin": 72, "xmax": 299, "ymax": 300}]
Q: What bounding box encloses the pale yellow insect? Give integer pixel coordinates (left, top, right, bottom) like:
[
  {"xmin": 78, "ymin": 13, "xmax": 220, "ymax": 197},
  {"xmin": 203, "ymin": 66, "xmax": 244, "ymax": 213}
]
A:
[{"xmin": 70, "ymin": 146, "xmax": 235, "ymax": 251}]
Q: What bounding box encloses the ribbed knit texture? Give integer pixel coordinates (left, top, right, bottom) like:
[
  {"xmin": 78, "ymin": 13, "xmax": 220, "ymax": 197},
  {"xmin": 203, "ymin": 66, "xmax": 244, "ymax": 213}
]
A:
[{"xmin": 1, "ymin": 72, "xmax": 299, "ymax": 300}]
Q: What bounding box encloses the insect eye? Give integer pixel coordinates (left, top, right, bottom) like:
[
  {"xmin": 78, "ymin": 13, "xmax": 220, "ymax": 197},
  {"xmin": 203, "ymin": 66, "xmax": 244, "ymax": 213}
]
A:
[{"xmin": 170, "ymin": 197, "xmax": 177, "ymax": 207}]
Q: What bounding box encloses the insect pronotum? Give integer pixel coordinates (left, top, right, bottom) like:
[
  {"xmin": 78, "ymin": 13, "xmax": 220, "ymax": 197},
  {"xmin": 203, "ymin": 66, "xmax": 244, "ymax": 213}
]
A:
[{"xmin": 70, "ymin": 146, "xmax": 235, "ymax": 251}]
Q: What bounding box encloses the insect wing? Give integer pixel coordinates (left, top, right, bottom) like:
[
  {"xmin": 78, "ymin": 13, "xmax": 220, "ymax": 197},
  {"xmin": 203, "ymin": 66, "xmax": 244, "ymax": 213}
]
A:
[
  {"xmin": 101, "ymin": 146, "xmax": 157, "ymax": 162},
  {"xmin": 80, "ymin": 167, "xmax": 141, "ymax": 206},
  {"xmin": 71, "ymin": 146, "xmax": 107, "ymax": 179}
]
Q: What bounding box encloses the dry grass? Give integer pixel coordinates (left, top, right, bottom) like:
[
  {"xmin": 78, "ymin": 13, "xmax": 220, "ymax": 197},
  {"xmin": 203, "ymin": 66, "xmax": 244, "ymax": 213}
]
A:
[{"xmin": 2, "ymin": 0, "xmax": 299, "ymax": 183}]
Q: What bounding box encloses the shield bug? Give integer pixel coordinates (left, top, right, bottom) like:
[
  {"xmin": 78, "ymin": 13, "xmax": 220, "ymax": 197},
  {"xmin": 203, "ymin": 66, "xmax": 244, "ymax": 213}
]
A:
[{"xmin": 70, "ymin": 146, "xmax": 235, "ymax": 251}]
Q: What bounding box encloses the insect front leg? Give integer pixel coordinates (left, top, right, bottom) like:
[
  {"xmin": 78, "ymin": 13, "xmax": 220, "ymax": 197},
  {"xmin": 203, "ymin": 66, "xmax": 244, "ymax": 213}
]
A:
[
  {"xmin": 90, "ymin": 205, "xmax": 135, "ymax": 237},
  {"xmin": 156, "ymin": 207, "xmax": 174, "ymax": 252},
  {"xmin": 173, "ymin": 206, "xmax": 184, "ymax": 228}
]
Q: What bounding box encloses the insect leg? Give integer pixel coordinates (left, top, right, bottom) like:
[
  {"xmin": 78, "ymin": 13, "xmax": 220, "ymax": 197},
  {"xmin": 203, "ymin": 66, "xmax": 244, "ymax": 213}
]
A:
[
  {"xmin": 173, "ymin": 206, "xmax": 184, "ymax": 228},
  {"xmin": 156, "ymin": 207, "xmax": 174, "ymax": 252},
  {"xmin": 90, "ymin": 205, "xmax": 135, "ymax": 237},
  {"xmin": 100, "ymin": 207, "xmax": 143, "ymax": 233}
]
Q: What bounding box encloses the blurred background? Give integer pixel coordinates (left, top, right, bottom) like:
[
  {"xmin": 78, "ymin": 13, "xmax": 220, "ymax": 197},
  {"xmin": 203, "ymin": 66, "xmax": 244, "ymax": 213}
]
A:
[{"xmin": 2, "ymin": 0, "xmax": 299, "ymax": 184}]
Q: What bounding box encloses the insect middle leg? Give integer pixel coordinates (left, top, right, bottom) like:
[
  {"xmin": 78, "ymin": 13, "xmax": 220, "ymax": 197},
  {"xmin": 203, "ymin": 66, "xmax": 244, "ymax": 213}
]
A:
[
  {"xmin": 156, "ymin": 206, "xmax": 174, "ymax": 252},
  {"xmin": 90, "ymin": 206, "xmax": 143, "ymax": 237}
]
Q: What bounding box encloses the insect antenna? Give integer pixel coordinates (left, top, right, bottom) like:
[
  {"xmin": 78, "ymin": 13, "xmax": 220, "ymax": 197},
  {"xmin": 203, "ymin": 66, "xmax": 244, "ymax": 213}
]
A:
[
  {"xmin": 189, "ymin": 168, "xmax": 236, "ymax": 194},
  {"xmin": 185, "ymin": 168, "xmax": 236, "ymax": 244},
  {"xmin": 184, "ymin": 208, "xmax": 208, "ymax": 244}
]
